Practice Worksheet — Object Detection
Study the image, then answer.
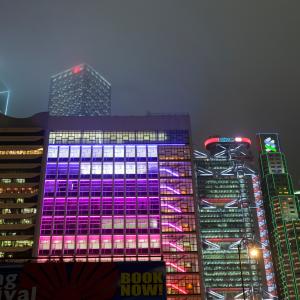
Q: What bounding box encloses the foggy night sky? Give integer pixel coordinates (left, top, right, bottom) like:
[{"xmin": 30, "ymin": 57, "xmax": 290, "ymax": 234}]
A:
[{"xmin": 0, "ymin": 1, "xmax": 300, "ymax": 187}]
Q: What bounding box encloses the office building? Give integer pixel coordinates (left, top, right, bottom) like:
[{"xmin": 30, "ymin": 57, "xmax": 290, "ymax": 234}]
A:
[
  {"xmin": 0, "ymin": 81, "xmax": 9, "ymax": 115},
  {"xmin": 194, "ymin": 137, "xmax": 277, "ymax": 300},
  {"xmin": 0, "ymin": 112, "xmax": 45, "ymax": 259},
  {"xmin": 36, "ymin": 115, "xmax": 202, "ymax": 299},
  {"xmin": 257, "ymin": 133, "xmax": 300, "ymax": 299},
  {"xmin": 49, "ymin": 64, "xmax": 111, "ymax": 117}
]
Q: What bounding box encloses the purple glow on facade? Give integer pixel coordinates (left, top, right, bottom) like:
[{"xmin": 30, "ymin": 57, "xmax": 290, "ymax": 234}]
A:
[{"xmin": 38, "ymin": 132, "xmax": 200, "ymax": 298}]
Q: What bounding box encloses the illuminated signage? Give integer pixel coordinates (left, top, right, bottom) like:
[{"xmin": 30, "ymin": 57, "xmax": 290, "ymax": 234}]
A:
[
  {"xmin": 264, "ymin": 137, "xmax": 277, "ymax": 152},
  {"xmin": 204, "ymin": 137, "xmax": 251, "ymax": 148}
]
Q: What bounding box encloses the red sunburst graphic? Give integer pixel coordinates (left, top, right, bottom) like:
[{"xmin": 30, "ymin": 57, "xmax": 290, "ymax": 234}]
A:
[{"xmin": 18, "ymin": 262, "xmax": 120, "ymax": 300}]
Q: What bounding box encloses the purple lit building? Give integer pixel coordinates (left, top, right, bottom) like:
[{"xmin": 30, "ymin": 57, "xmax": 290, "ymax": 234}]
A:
[{"xmin": 36, "ymin": 115, "xmax": 202, "ymax": 300}]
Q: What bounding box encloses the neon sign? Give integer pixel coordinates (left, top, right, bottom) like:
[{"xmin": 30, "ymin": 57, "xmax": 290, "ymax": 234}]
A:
[{"xmin": 264, "ymin": 137, "xmax": 277, "ymax": 152}]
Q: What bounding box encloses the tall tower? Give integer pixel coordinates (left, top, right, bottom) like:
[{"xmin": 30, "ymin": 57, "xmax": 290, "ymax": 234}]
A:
[
  {"xmin": 194, "ymin": 137, "xmax": 277, "ymax": 299},
  {"xmin": 0, "ymin": 81, "xmax": 10, "ymax": 115},
  {"xmin": 257, "ymin": 133, "xmax": 300, "ymax": 299},
  {"xmin": 49, "ymin": 64, "xmax": 111, "ymax": 116}
]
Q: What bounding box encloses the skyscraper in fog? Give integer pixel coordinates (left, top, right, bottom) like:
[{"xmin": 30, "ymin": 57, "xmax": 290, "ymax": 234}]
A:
[
  {"xmin": 0, "ymin": 81, "xmax": 9, "ymax": 115},
  {"xmin": 49, "ymin": 64, "xmax": 111, "ymax": 117}
]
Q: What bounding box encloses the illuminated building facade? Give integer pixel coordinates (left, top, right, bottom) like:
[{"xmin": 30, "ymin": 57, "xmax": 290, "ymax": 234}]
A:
[
  {"xmin": 36, "ymin": 115, "xmax": 202, "ymax": 300},
  {"xmin": 0, "ymin": 113, "xmax": 45, "ymax": 259},
  {"xmin": 194, "ymin": 137, "xmax": 277, "ymax": 300},
  {"xmin": 257, "ymin": 133, "xmax": 300, "ymax": 299},
  {"xmin": 49, "ymin": 64, "xmax": 111, "ymax": 117},
  {"xmin": 0, "ymin": 81, "xmax": 9, "ymax": 115}
]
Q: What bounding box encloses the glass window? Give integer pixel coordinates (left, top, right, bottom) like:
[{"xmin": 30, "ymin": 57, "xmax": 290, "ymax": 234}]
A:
[
  {"xmin": 137, "ymin": 162, "xmax": 147, "ymax": 175},
  {"xmin": 92, "ymin": 162, "xmax": 102, "ymax": 174},
  {"xmin": 92, "ymin": 146, "xmax": 102, "ymax": 158},
  {"xmin": 103, "ymin": 162, "xmax": 113, "ymax": 174},
  {"xmin": 103, "ymin": 146, "xmax": 113, "ymax": 158},
  {"xmin": 48, "ymin": 146, "xmax": 58, "ymax": 158},
  {"xmin": 81, "ymin": 146, "xmax": 91, "ymax": 158},
  {"xmin": 115, "ymin": 162, "xmax": 125, "ymax": 174},
  {"xmin": 147, "ymin": 145, "xmax": 157, "ymax": 157},
  {"xmin": 59, "ymin": 146, "xmax": 69, "ymax": 158},
  {"xmin": 126, "ymin": 162, "xmax": 136, "ymax": 174},
  {"xmin": 80, "ymin": 163, "xmax": 91, "ymax": 175},
  {"xmin": 115, "ymin": 146, "xmax": 124, "ymax": 158},
  {"xmin": 126, "ymin": 146, "xmax": 135, "ymax": 157},
  {"xmin": 70, "ymin": 146, "xmax": 80, "ymax": 158},
  {"xmin": 137, "ymin": 145, "xmax": 146, "ymax": 157}
]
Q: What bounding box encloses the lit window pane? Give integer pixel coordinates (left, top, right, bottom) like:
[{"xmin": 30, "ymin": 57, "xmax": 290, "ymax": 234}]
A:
[
  {"xmin": 92, "ymin": 162, "xmax": 102, "ymax": 174},
  {"xmin": 115, "ymin": 162, "xmax": 125, "ymax": 174},
  {"xmin": 81, "ymin": 163, "xmax": 91, "ymax": 174},
  {"xmin": 70, "ymin": 146, "xmax": 80, "ymax": 158},
  {"xmin": 137, "ymin": 145, "xmax": 146, "ymax": 157},
  {"xmin": 103, "ymin": 146, "xmax": 113, "ymax": 157},
  {"xmin": 92, "ymin": 146, "xmax": 102, "ymax": 158},
  {"xmin": 148, "ymin": 162, "xmax": 158, "ymax": 173},
  {"xmin": 103, "ymin": 162, "xmax": 113, "ymax": 174},
  {"xmin": 147, "ymin": 145, "xmax": 157, "ymax": 157},
  {"xmin": 126, "ymin": 162, "xmax": 136, "ymax": 174},
  {"xmin": 137, "ymin": 162, "xmax": 147, "ymax": 174},
  {"xmin": 126, "ymin": 145, "xmax": 135, "ymax": 157},
  {"xmin": 59, "ymin": 146, "xmax": 69, "ymax": 158},
  {"xmin": 115, "ymin": 146, "xmax": 124, "ymax": 157},
  {"xmin": 81, "ymin": 146, "xmax": 91, "ymax": 158},
  {"xmin": 48, "ymin": 146, "xmax": 58, "ymax": 158}
]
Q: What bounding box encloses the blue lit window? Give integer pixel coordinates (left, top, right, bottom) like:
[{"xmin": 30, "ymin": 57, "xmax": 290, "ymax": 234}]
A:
[
  {"xmin": 70, "ymin": 146, "xmax": 80, "ymax": 158},
  {"xmin": 80, "ymin": 162, "xmax": 91, "ymax": 174},
  {"xmin": 115, "ymin": 146, "xmax": 124, "ymax": 158},
  {"xmin": 137, "ymin": 162, "xmax": 147, "ymax": 174},
  {"xmin": 92, "ymin": 146, "xmax": 102, "ymax": 158},
  {"xmin": 103, "ymin": 162, "xmax": 113, "ymax": 174},
  {"xmin": 115, "ymin": 162, "xmax": 125, "ymax": 174},
  {"xmin": 125, "ymin": 145, "xmax": 135, "ymax": 157},
  {"xmin": 137, "ymin": 145, "xmax": 146, "ymax": 157},
  {"xmin": 103, "ymin": 146, "xmax": 113, "ymax": 158},
  {"xmin": 126, "ymin": 162, "xmax": 136, "ymax": 174},
  {"xmin": 81, "ymin": 146, "xmax": 91, "ymax": 158},
  {"xmin": 147, "ymin": 145, "xmax": 157, "ymax": 157},
  {"xmin": 91, "ymin": 162, "xmax": 102, "ymax": 174},
  {"xmin": 48, "ymin": 146, "xmax": 58, "ymax": 158},
  {"xmin": 59, "ymin": 146, "xmax": 69, "ymax": 158}
]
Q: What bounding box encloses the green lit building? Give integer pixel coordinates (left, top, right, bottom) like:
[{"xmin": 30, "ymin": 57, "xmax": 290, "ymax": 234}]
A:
[
  {"xmin": 195, "ymin": 137, "xmax": 277, "ymax": 300},
  {"xmin": 257, "ymin": 133, "xmax": 300, "ymax": 299}
]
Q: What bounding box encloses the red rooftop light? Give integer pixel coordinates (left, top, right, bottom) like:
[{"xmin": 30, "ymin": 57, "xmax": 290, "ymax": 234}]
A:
[
  {"xmin": 204, "ymin": 137, "xmax": 251, "ymax": 148},
  {"xmin": 72, "ymin": 65, "xmax": 83, "ymax": 74}
]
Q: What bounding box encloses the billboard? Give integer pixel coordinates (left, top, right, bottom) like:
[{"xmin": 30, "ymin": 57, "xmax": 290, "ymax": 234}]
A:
[{"xmin": 0, "ymin": 261, "xmax": 166, "ymax": 300}]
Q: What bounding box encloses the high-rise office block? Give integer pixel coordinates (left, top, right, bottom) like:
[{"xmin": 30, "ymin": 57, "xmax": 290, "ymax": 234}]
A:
[
  {"xmin": 0, "ymin": 113, "xmax": 46, "ymax": 259},
  {"xmin": 257, "ymin": 133, "xmax": 300, "ymax": 300},
  {"xmin": 36, "ymin": 115, "xmax": 202, "ymax": 299},
  {"xmin": 49, "ymin": 64, "xmax": 111, "ymax": 117},
  {"xmin": 0, "ymin": 81, "xmax": 9, "ymax": 115},
  {"xmin": 194, "ymin": 137, "xmax": 277, "ymax": 300}
]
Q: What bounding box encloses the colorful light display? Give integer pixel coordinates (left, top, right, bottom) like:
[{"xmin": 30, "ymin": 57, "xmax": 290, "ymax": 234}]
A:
[
  {"xmin": 38, "ymin": 130, "xmax": 201, "ymax": 299},
  {"xmin": 195, "ymin": 137, "xmax": 277, "ymax": 299},
  {"xmin": 257, "ymin": 133, "xmax": 300, "ymax": 299}
]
